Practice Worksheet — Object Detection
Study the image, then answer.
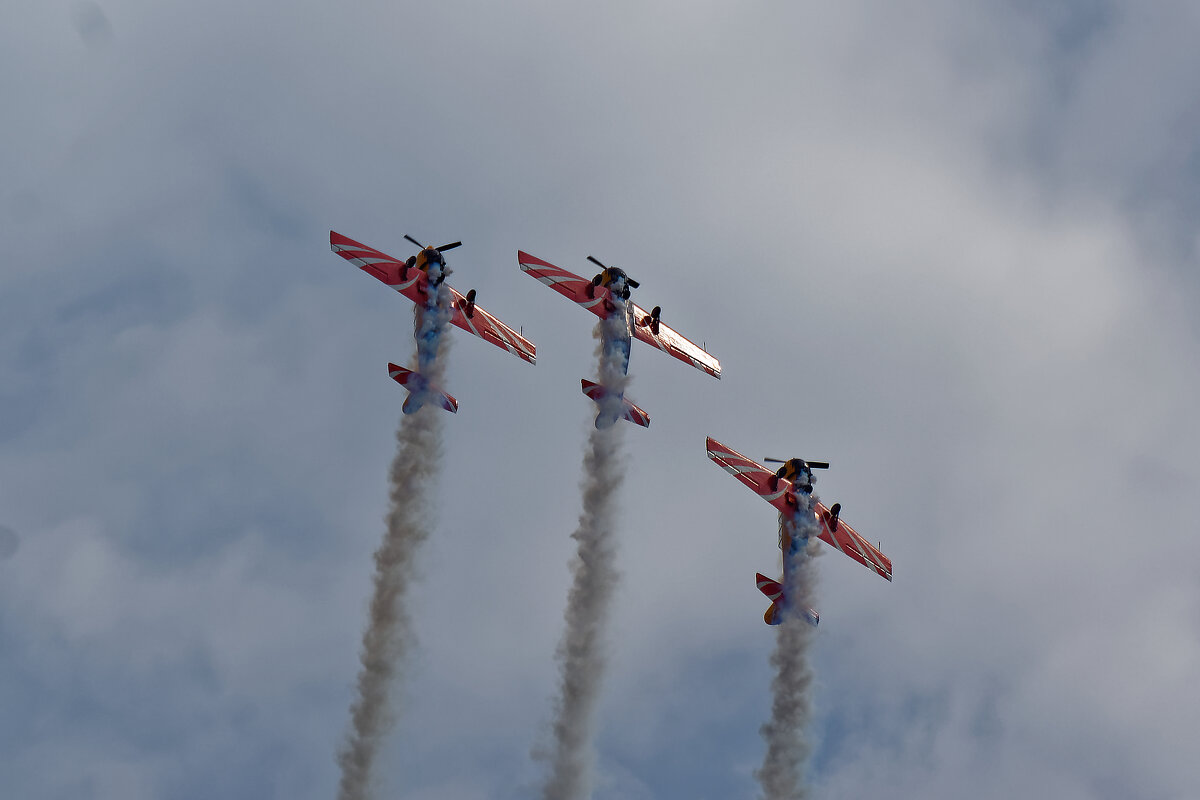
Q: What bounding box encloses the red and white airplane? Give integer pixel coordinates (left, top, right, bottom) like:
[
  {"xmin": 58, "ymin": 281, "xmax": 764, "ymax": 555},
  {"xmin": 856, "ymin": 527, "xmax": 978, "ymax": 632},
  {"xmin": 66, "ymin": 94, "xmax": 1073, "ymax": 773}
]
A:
[
  {"xmin": 706, "ymin": 436, "xmax": 892, "ymax": 626},
  {"xmin": 518, "ymin": 251, "xmax": 720, "ymax": 428},
  {"xmin": 331, "ymin": 231, "xmax": 536, "ymax": 413}
]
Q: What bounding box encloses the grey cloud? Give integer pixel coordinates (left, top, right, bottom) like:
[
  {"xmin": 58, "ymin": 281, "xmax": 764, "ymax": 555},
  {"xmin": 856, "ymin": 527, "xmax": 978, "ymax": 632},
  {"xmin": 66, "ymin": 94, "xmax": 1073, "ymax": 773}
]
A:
[
  {"xmin": 72, "ymin": 2, "xmax": 114, "ymax": 48},
  {"xmin": 0, "ymin": 525, "xmax": 18, "ymax": 559},
  {"xmin": 1, "ymin": 1, "xmax": 1199, "ymax": 799}
]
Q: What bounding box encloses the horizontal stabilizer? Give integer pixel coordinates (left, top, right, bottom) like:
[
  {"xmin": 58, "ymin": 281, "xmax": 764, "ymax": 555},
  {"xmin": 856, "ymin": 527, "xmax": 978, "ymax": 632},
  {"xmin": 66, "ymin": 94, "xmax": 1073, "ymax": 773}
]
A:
[
  {"xmin": 387, "ymin": 363, "xmax": 459, "ymax": 414},
  {"xmin": 759, "ymin": 575, "xmax": 818, "ymax": 627},
  {"xmin": 756, "ymin": 573, "xmax": 783, "ymax": 601},
  {"xmin": 581, "ymin": 378, "xmax": 650, "ymax": 428}
]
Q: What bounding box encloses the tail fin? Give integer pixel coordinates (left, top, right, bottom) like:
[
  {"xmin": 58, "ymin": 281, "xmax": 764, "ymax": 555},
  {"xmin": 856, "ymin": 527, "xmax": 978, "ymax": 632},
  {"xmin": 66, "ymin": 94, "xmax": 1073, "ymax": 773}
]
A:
[
  {"xmin": 388, "ymin": 363, "xmax": 459, "ymax": 414},
  {"xmin": 757, "ymin": 573, "xmax": 818, "ymax": 627},
  {"xmin": 581, "ymin": 378, "xmax": 650, "ymax": 428}
]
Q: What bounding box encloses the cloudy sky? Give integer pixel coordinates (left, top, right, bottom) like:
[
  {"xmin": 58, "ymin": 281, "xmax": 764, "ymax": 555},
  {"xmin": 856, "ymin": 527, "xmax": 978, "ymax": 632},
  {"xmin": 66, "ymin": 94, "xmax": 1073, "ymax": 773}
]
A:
[{"xmin": 2, "ymin": 1, "xmax": 1198, "ymax": 798}]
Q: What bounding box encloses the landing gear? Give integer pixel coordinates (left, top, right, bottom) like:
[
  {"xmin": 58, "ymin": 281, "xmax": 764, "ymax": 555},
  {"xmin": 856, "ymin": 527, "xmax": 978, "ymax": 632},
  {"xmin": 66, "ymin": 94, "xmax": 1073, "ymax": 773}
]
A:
[{"xmin": 826, "ymin": 502, "xmax": 841, "ymax": 532}]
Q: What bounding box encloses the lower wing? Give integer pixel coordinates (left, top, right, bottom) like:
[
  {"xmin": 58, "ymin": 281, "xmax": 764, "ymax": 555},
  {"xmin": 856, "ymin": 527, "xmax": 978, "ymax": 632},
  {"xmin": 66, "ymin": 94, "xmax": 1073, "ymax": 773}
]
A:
[
  {"xmin": 630, "ymin": 301, "xmax": 721, "ymax": 379},
  {"xmin": 446, "ymin": 286, "xmax": 537, "ymax": 365},
  {"xmin": 813, "ymin": 501, "xmax": 892, "ymax": 581}
]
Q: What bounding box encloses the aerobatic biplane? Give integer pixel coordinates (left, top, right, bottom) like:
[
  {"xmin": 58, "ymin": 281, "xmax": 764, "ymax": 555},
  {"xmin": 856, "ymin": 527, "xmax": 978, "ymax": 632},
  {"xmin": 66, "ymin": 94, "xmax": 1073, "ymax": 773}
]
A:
[
  {"xmin": 331, "ymin": 231, "xmax": 536, "ymax": 413},
  {"xmin": 705, "ymin": 437, "xmax": 892, "ymax": 626},
  {"xmin": 518, "ymin": 251, "xmax": 719, "ymax": 428}
]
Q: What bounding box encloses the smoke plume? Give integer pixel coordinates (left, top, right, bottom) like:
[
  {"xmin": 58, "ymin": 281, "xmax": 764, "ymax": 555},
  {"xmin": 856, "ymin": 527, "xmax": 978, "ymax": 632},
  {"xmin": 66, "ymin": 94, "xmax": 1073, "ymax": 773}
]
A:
[
  {"xmin": 540, "ymin": 311, "xmax": 631, "ymax": 800},
  {"xmin": 336, "ymin": 281, "xmax": 453, "ymax": 800},
  {"xmin": 756, "ymin": 502, "xmax": 823, "ymax": 800}
]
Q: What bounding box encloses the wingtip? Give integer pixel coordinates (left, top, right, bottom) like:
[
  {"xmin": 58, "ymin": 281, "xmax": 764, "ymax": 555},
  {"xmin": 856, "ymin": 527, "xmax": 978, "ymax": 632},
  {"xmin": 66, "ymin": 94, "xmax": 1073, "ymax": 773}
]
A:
[{"xmin": 517, "ymin": 250, "xmax": 548, "ymax": 271}]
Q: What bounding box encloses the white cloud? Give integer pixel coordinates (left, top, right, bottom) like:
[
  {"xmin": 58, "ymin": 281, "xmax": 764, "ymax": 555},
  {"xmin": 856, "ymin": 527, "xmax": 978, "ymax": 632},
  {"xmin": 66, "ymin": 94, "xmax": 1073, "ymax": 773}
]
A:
[{"xmin": 2, "ymin": 2, "xmax": 1198, "ymax": 799}]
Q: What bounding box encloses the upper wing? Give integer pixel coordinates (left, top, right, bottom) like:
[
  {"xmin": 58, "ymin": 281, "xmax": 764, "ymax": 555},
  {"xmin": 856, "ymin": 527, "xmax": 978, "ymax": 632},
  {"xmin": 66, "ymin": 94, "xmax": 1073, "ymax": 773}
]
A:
[
  {"xmin": 445, "ymin": 285, "xmax": 536, "ymax": 365},
  {"xmin": 332, "ymin": 232, "xmax": 536, "ymax": 364},
  {"xmin": 517, "ymin": 250, "xmax": 614, "ymax": 319},
  {"xmin": 629, "ymin": 301, "xmax": 721, "ymax": 379},
  {"xmin": 330, "ymin": 230, "xmax": 427, "ymax": 306},
  {"xmin": 705, "ymin": 436, "xmax": 793, "ymax": 511},
  {"xmin": 705, "ymin": 437, "xmax": 892, "ymax": 582}
]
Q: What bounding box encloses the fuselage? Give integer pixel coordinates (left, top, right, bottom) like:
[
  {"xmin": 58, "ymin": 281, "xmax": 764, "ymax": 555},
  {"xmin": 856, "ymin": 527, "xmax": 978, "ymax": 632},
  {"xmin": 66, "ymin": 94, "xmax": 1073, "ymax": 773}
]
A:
[
  {"xmin": 406, "ymin": 246, "xmax": 449, "ymax": 286},
  {"xmin": 774, "ymin": 508, "xmax": 820, "ymax": 626},
  {"xmin": 594, "ymin": 286, "xmax": 634, "ymax": 377},
  {"xmin": 774, "ymin": 459, "xmax": 815, "ymax": 492}
]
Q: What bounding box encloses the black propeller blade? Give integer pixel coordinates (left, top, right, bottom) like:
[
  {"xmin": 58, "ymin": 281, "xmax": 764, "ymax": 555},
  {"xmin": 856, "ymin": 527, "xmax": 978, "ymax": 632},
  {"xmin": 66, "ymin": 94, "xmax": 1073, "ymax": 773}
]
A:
[
  {"xmin": 764, "ymin": 457, "xmax": 830, "ymax": 469},
  {"xmin": 586, "ymin": 256, "xmax": 641, "ymax": 288},
  {"xmin": 405, "ymin": 235, "xmax": 462, "ymax": 253}
]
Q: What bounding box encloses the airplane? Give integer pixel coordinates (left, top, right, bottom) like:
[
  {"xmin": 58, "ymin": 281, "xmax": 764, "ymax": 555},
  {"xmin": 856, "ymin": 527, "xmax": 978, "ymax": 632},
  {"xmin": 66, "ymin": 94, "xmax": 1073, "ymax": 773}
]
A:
[
  {"xmin": 705, "ymin": 436, "xmax": 892, "ymax": 626},
  {"xmin": 518, "ymin": 251, "xmax": 720, "ymax": 428},
  {"xmin": 330, "ymin": 231, "xmax": 536, "ymax": 414}
]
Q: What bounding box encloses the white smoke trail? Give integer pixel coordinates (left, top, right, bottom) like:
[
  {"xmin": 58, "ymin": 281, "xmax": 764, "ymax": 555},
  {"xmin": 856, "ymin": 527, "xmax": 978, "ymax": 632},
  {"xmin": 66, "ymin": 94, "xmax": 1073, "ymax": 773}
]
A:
[
  {"xmin": 756, "ymin": 497, "xmax": 823, "ymax": 800},
  {"xmin": 540, "ymin": 310, "xmax": 630, "ymax": 800},
  {"xmin": 336, "ymin": 280, "xmax": 453, "ymax": 800}
]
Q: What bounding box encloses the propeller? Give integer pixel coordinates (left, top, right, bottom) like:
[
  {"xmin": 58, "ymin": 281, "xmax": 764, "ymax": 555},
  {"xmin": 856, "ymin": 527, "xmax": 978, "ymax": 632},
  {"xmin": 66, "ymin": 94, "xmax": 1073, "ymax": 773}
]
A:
[
  {"xmin": 586, "ymin": 256, "xmax": 639, "ymax": 288},
  {"xmin": 765, "ymin": 458, "xmax": 830, "ymax": 469},
  {"xmin": 404, "ymin": 234, "xmax": 462, "ymax": 252}
]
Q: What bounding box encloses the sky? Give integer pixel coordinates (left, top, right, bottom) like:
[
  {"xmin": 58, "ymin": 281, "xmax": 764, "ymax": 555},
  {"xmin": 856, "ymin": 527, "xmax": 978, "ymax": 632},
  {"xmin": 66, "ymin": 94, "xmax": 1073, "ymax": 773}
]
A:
[{"xmin": 2, "ymin": 1, "xmax": 1199, "ymax": 798}]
